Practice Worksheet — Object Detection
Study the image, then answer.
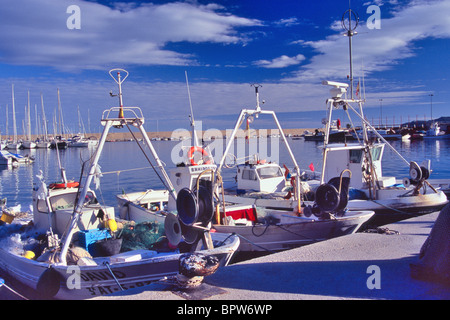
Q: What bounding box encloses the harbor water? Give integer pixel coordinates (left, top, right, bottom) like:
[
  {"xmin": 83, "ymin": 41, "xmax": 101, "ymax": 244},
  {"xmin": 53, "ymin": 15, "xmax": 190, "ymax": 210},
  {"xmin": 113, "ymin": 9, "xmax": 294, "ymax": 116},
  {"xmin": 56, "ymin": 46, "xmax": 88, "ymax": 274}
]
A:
[{"xmin": 1, "ymin": 137, "xmax": 449, "ymax": 212}]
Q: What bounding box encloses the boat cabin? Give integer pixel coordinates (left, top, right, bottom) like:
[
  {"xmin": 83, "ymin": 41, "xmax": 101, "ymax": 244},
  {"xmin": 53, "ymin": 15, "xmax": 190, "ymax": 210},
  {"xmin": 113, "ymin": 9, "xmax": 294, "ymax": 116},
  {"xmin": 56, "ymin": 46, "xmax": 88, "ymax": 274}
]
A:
[
  {"xmin": 322, "ymin": 142, "xmax": 396, "ymax": 190},
  {"xmin": 32, "ymin": 184, "xmax": 114, "ymax": 236},
  {"xmin": 168, "ymin": 164, "xmax": 217, "ymax": 211},
  {"xmin": 236, "ymin": 162, "xmax": 286, "ymax": 194}
]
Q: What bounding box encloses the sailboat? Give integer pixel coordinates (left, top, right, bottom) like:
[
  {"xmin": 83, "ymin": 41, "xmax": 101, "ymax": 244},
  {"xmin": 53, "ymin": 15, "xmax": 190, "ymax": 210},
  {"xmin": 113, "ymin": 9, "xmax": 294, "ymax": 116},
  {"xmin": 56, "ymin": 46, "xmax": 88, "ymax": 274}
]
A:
[
  {"xmin": 6, "ymin": 84, "xmax": 22, "ymax": 150},
  {"xmin": 68, "ymin": 106, "xmax": 98, "ymax": 147}
]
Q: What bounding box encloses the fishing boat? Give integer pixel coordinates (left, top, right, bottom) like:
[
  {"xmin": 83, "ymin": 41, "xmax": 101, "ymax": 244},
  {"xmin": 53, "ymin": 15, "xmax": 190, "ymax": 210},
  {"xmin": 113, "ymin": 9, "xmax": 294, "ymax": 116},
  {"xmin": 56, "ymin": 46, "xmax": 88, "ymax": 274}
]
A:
[
  {"xmin": 299, "ymin": 12, "xmax": 448, "ymax": 224},
  {"xmin": 118, "ymin": 83, "xmax": 375, "ymax": 253},
  {"xmin": 0, "ymin": 69, "xmax": 239, "ymax": 300},
  {"xmin": 314, "ymin": 81, "xmax": 448, "ymax": 225}
]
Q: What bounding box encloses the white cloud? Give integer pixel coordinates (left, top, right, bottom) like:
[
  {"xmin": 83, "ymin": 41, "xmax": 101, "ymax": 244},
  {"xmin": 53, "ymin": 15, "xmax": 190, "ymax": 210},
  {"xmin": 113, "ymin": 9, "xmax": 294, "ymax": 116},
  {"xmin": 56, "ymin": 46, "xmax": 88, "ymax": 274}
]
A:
[
  {"xmin": 253, "ymin": 54, "xmax": 306, "ymax": 69},
  {"xmin": 284, "ymin": 0, "xmax": 450, "ymax": 82},
  {"xmin": 0, "ymin": 0, "xmax": 261, "ymax": 71},
  {"xmin": 274, "ymin": 17, "xmax": 300, "ymax": 27}
]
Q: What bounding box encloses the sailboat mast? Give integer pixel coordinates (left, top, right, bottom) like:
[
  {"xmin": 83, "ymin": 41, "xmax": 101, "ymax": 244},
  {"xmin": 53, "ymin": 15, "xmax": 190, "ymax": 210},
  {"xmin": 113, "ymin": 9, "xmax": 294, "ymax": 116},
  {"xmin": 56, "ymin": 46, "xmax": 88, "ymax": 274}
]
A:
[
  {"xmin": 40, "ymin": 93, "xmax": 48, "ymax": 140},
  {"xmin": 11, "ymin": 84, "xmax": 17, "ymax": 143},
  {"xmin": 27, "ymin": 90, "xmax": 31, "ymax": 140}
]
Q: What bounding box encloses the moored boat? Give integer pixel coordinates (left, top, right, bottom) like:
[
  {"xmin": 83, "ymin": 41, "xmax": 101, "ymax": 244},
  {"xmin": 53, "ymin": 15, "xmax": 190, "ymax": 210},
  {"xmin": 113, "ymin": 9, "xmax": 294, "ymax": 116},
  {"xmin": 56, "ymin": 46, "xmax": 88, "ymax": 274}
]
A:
[
  {"xmin": 0, "ymin": 69, "xmax": 239, "ymax": 300},
  {"xmin": 313, "ymin": 81, "xmax": 448, "ymax": 225},
  {"xmin": 118, "ymin": 84, "xmax": 375, "ymax": 253}
]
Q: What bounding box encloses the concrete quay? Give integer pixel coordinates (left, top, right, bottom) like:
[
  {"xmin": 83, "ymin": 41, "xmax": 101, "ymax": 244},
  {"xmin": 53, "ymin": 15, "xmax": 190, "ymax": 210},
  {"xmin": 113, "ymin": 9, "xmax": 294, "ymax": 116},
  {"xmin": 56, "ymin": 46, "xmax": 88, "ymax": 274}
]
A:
[{"xmin": 95, "ymin": 210, "xmax": 449, "ymax": 300}]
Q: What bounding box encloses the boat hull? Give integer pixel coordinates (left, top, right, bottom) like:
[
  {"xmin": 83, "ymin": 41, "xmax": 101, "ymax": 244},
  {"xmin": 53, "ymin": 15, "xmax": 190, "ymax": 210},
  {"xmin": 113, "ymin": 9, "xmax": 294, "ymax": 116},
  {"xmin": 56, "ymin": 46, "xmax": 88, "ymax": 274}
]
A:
[
  {"xmin": 0, "ymin": 232, "xmax": 239, "ymax": 300},
  {"xmin": 346, "ymin": 191, "xmax": 448, "ymax": 225},
  {"xmin": 213, "ymin": 210, "xmax": 374, "ymax": 252}
]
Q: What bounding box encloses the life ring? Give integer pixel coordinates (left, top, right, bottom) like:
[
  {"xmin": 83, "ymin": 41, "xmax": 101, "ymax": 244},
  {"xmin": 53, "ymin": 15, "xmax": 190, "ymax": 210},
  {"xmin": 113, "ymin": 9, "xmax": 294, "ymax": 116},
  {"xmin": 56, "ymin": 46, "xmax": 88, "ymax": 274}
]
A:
[
  {"xmin": 187, "ymin": 146, "xmax": 211, "ymax": 166},
  {"xmin": 48, "ymin": 181, "xmax": 79, "ymax": 189}
]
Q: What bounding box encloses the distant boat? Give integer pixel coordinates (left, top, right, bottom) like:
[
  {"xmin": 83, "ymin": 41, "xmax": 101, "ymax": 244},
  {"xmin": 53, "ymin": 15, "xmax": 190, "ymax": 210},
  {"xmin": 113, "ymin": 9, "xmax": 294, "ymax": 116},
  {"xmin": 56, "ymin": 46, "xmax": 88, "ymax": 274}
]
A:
[
  {"xmin": 50, "ymin": 136, "xmax": 68, "ymax": 149},
  {"xmin": 304, "ymin": 120, "xmax": 351, "ymax": 142},
  {"xmin": 0, "ymin": 150, "xmax": 18, "ymax": 166},
  {"xmin": 0, "ymin": 150, "xmax": 32, "ymax": 165},
  {"xmin": 423, "ymin": 122, "xmax": 450, "ymax": 139}
]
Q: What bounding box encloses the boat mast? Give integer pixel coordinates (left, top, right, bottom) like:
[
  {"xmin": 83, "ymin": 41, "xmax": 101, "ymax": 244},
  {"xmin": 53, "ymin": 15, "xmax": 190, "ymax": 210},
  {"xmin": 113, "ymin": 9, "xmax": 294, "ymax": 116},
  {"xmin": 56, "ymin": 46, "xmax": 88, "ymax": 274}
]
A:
[
  {"xmin": 185, "ymin": 71, "xmax": 200, "ymax": 148},
  {"xmin": 109, "ymin": 69, "xmax": 127, "ymax": 119},
  {"xmin": 27, "ymin": 90, "xmax": 31, "ymax": 141},
  {"xmin": 40, "ymin": 93, "xmax": 48, "ymax": 141},
  {"xmin": 11, "ymin": 84, "xmax": 17, "ymax": 144},
  {"xmin": 342, "ymin": 1, "xmax": 359, "ymax": 100}
]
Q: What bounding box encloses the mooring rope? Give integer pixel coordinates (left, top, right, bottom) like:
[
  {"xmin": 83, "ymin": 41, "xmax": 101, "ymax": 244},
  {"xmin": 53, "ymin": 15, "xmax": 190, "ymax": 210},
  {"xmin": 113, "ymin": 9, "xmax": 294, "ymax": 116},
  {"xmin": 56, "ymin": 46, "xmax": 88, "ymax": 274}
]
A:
[
  {"xmin": 0, "ymin": 278, "xmax": 29, "ymax": 300},
  {"xmin": 103, "ymin": 262, "xmax": 124, "ymax": 291}
]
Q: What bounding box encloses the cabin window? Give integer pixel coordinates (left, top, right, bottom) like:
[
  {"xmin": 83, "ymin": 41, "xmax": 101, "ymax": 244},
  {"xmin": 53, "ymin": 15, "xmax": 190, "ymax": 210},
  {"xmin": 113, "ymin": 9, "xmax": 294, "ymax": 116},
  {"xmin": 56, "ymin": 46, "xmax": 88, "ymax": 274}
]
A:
[
  {"xmin": 37, "ymin": 191, "xmax": 97, "ymax": 213},
  {"xmin": 257, "ymin": 166, "xmax": 283, "ymax": 179},
  {"xmin": 370, "ymin": 146, "xmax": 382, "ymax": 161},
  {"xmin": 349, "ymin": 150, "xmax": 363, "ymax": 163},
  {"xmin": 242, "ymin": 169, "xmax": 257, "ymax": 180},
  {"xmin": 50, "ymin": 192, "xmax": 78, "ymax": 211}
]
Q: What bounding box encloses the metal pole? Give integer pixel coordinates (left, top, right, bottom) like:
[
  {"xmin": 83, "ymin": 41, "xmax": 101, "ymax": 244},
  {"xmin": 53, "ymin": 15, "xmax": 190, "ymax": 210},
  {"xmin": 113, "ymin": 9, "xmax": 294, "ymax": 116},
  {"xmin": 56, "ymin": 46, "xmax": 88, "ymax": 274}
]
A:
[
  {"xmin": 429, "ymin": 93, "xmax": 433, "ymax": 121},
  {"xmin": 60, "ymin": 120, "xmax": 113, "ymax": 265},
  {"xmin": 137, "ymin": 123, "xmax": 177, "ymax": 201}
]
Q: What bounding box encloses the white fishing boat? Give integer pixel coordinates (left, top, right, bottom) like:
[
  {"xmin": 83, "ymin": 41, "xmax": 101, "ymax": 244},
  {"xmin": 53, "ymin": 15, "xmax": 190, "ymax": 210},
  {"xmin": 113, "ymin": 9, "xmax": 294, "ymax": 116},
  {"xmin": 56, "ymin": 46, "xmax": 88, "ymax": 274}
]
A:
[
  {"xmin": 118, "ymin": 82, "xmax": 375, "ymax": 253},
  {"xmin": 0, "ymin": 69, "xmax": 239, "ymax": 300},
  {"xmin": 315, "ymin": 81, "xmax": 448, "ymax": 224},
  {"xmin": 300, "ymin": 15, "xmax": 447, "ymax": 224}
]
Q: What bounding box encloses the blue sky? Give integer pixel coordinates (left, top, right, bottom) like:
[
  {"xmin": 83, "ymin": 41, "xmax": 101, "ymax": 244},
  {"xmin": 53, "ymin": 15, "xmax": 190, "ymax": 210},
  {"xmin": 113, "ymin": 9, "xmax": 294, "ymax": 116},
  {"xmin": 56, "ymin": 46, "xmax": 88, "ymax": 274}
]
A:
[{"xmin": 0, "ymin": 0, "xmax": 449, "ymax": 135}]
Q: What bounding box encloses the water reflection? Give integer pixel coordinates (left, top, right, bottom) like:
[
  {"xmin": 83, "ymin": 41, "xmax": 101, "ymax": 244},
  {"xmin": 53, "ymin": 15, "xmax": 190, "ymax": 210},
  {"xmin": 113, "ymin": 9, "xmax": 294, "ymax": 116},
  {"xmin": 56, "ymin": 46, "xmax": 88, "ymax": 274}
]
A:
[{"xmin": 1, "ymin": 137, "xmax": 449, "ymax": 209}]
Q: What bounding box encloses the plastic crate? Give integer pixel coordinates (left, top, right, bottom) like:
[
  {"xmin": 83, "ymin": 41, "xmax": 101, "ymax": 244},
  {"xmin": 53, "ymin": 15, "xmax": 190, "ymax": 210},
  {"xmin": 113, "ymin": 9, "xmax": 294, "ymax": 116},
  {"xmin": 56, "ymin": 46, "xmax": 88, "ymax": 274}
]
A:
[{"xmin": 78, "ymin": 228, "xmax": 112, "ymax": 256}]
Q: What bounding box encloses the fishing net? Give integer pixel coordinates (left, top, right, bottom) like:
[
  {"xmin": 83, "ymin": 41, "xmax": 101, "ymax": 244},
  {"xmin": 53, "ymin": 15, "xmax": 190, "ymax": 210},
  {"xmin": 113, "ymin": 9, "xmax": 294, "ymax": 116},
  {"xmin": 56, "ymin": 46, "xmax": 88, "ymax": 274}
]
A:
[{"xmin": 118, "ymin": 221, "xmax": 166, "ymax": 252}]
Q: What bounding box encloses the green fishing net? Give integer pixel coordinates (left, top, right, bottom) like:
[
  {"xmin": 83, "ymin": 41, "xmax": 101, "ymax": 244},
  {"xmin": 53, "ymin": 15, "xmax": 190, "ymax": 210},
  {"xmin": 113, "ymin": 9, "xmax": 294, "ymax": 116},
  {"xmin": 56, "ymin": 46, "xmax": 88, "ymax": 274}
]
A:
[{"xmin": 118, "ymin": 221, "xmax": 166, "ymax": 252}]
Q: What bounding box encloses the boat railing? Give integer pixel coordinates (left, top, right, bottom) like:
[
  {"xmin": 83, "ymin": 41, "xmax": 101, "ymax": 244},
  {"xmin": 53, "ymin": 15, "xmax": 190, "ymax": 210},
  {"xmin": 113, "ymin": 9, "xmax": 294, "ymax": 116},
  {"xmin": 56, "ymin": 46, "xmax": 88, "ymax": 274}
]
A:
[{"xmin": 101, "ymin": 107, "xmax": 145, "ymax": 126}]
